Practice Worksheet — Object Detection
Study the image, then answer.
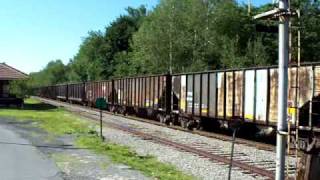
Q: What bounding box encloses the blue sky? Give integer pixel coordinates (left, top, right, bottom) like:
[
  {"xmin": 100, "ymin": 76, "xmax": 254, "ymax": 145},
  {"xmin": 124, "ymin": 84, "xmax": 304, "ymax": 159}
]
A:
[{"xmin": 0, "ymin": 0, "xmax": 271, "ymax": 74}]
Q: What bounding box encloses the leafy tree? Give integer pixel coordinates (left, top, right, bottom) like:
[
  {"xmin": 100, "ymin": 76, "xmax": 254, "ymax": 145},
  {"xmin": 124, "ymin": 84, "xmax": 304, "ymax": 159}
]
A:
[
  {"xmin": 112, "ymin": 51, "xmax": 135, "ymax": 77},
  {"xmin": 68, "ymin": 31, "xmax": 105, "ymax": 82},
  {"xmin": 102, "ymin": 5, "xmax": 147, "ymax": 78},
  {"xmin": 9, "ymin": 80, "xmax": 31, "ymax": 98},
  {"xmin": 29, "ymin": 0, "xmax": 320, "ymax": 89},
  {"xmin": 298, "ymin": 0, "xmax": 320, "ymax": 62},
  {"xmin": 30, "ymin": 60, "xmax": 67, "ymax": 86},
  {"xmin": 130, "ymin": 0, "xmax": 259, "ymax": 73}
]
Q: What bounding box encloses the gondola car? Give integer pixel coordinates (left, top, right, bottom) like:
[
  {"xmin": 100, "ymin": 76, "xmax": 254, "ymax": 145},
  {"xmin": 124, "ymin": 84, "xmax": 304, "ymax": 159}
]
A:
[
  {"xmin": 39, "ymin": 85, "xmax": 57, "ymax": 99},
  {"xmin": 171, "ymin": 64, "xmax": 320, "ymax": 134},
  {"xmin": 111, "ymin": 74, "xmax": 170, "ymax": 121},
  {"xmin": 85, "ymin": 80, "xmax": 112, "ymax": 107},
  {"xmin": 56, "ymin": 84, "xmax": 68, "ymax": 101},
  {"xmin": 68, "ymin": 82, "xmax": 86, "ymax": 104}
]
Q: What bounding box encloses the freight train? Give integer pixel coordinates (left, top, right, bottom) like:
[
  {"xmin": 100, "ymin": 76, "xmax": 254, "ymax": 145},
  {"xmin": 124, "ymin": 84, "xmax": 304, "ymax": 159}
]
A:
[{"xmin": 37, "ymin": 62, "xmax": 320, "ymax": 152}]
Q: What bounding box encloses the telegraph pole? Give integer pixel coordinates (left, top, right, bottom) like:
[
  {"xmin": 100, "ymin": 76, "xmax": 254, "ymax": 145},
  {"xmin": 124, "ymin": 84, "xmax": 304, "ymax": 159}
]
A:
[{"xmin": 276, "ymin": 0, "xmax": 289, "ymax": 179}]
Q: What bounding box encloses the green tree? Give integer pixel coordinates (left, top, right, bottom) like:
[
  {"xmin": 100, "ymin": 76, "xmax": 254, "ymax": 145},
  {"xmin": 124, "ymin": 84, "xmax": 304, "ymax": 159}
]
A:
[
  {"xmin": 9, "ymin": 80, "xmax": 31, "ymax": 98},
  {"xmin": 68, "ymin": 31, "xmax": 105, "ymax": 82},
  {"xmin": 103, "ymin": 5, "xmax": 147, "ymax": 78},
  {"xmin": 30, "ymin": 0, "xmax": 320, "ymax": 89},
  {"xmin": 67, "ymin": 6, "xmax": 147, "ymax": 80},
  {"xmin": 298, "ymin": 0, "xmax": 320, "ymax": 62},
  {"xmin": 131, "ymin": 0, "xmax": 257, "ymax": 73},
  {"xmin": 30, "ymin": 60, "xmax": 67, "ymax": 86}
]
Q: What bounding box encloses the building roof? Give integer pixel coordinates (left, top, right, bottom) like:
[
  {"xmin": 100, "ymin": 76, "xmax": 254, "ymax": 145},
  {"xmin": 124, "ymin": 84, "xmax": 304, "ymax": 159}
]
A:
[{"xmin": 0, "ymin": 63, "xmax": 28, "ymax": 80}]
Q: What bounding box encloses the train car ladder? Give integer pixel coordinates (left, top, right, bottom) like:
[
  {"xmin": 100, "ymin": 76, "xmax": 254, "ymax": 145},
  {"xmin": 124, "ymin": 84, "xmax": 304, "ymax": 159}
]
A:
[{"xmin": 286, "ymin": 9, "xmax": 301, "ymax": 179}]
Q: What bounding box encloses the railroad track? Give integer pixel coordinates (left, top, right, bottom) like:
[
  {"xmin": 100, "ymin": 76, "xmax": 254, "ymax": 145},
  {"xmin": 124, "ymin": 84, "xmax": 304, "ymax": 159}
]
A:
[
  {"xmin": 35, "ymin": 96, "xmax": 275, "ymax": 151},
  {"xmin": 35, "ymin": 97, "xmax": 297, "ymax": 179}
]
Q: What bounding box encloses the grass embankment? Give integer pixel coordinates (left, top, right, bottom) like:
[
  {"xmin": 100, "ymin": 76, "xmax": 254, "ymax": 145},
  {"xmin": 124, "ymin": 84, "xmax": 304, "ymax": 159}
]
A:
[{"xmin": 0, "ymin": 98, "xmax": 194, "ymax": 180}]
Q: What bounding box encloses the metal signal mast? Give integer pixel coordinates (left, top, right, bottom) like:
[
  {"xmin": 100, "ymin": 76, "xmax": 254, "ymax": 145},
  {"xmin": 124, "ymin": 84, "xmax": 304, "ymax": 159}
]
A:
[
  {"xmin": 254, "ymin": 0, "xmax": 291, "ymax": 179},
  {"xmin": 277, "ymin": 1, "xmax": 290, "ymax": 179}
]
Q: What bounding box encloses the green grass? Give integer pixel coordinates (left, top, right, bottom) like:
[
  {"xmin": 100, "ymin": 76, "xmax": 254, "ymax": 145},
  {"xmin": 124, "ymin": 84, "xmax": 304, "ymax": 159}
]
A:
[
  {"xmin": 0, "ymin": 98, "xmax": 194, "ymax": 180},
  {"xmin": 24, "ymin": 98, "xmax": 41, "ymax": 104},
  {"xmin": 77, "ymin": 135, "xmax": 194, "ymax": 180},
  {"xmin": 0, "ymin": 99, "xmax": 90, "ymax": 135}
]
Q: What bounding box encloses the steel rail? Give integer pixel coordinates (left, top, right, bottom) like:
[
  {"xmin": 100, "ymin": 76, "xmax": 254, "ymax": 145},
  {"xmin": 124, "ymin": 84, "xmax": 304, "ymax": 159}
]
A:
[{"xmin": 108, "ymin": 122, "xmax": 275, "ymax": 179}]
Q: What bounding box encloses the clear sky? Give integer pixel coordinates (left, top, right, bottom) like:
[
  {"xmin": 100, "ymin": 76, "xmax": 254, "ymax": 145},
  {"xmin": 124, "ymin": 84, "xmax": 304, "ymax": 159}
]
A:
[{"xmin": 0, "ymin": 0, "xmax": 271, "ymax": 74}]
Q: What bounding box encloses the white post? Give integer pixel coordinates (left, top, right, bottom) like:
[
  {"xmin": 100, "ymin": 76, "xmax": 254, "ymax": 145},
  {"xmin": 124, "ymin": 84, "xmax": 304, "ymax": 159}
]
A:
[{"xmin": 276, "ymin": 0, "xmax": 289, "ymax": 180}]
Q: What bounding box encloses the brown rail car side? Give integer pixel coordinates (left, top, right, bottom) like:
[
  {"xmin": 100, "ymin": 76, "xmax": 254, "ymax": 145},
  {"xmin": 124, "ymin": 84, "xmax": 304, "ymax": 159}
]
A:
[
  {"xmin": 171, "ymin": 63, "xmax": 320, "ymax": 134},
  {"xmin": 37, "ymin": 63, "xmax": 320, "ymax": 152}
]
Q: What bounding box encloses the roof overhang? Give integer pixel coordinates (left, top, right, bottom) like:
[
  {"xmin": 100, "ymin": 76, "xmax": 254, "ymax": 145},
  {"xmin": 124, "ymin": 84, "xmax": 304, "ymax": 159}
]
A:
[{"xmin": 0, "ymin": 63, "xmax": 28, "ymax": 80}]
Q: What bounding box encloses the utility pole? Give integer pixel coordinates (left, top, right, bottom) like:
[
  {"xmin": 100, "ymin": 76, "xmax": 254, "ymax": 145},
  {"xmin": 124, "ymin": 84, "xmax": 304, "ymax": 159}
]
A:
[{"xmin": 276, "ymin": 0, "xmax": 289, "ymax": 180}]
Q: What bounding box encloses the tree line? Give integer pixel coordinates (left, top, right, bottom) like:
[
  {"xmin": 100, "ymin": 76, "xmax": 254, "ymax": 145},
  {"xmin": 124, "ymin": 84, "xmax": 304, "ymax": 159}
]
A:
[{"xmin": 17, "ymin": 0, "xmax": 320, "ymax": 93}]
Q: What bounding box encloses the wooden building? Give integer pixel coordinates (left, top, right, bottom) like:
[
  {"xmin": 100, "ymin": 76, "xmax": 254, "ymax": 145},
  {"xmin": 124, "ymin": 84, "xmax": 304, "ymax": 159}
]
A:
[{"xmin": 0, "ymin": 63, "xmax": 28, "ymax": 106}]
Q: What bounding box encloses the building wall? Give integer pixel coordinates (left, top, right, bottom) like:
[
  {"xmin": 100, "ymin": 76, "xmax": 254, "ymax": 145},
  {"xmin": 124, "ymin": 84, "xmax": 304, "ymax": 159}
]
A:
[{"xmin": 0, "ymin": 80, "xmax": 9, "ymax": 98}]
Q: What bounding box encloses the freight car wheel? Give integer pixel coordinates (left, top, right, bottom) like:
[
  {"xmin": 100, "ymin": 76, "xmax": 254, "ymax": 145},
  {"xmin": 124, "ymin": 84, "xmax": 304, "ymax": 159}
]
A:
[
  {"xmin": 159, "ymin": 114, "xmax": 165, "ymax": 124},
  {"xmin": 186, "ymin": 121, "xmax": 195, "ymax": 130},
  {"xmin": 156, "ymin": 114, "xmax": 161, "ymax": 122},
  {"xmin": 110, "ymin": 106, "xmax": 117, "ymax": 114},
  {"xmin": 196, "ymin": 122, "xmax": 203, "ymax": 130},
  {"xmin": 180, "ymin": 118, "xmax": 187, "ymax": 129},
  {"xmin": 171, "ymin": 115, "xmax": 179, "ymax": 126},
  {"xmin": 181, "ymin": 121, "xmax": 187, "ymax": 128},
  {"xmin": 164, "ymin": 115, "xmax": 171, "ymax": 125},
  {"xmin": 119, "ymin": 106, "xmax": 127, "ymax": 116}
]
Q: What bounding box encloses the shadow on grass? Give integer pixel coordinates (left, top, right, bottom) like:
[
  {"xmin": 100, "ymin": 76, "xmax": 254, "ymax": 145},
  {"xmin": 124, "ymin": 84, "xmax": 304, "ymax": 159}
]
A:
[
  {"xmin": 0, "ymin": 102, "xmax": 57, "ymax": 111},
  {"xmin": 23, "ymin": 102, "xmax": 58, "ymax": 111},
  {"xmin": 0, "ymin": 140, "xmax": 88, "ymax": 150}
]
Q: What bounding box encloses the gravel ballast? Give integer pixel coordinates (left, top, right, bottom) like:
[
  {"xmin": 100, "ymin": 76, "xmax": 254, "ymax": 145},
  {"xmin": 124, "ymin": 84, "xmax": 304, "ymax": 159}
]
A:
[{"xmin": 38, "ymin": 97, "xmax": 297, "ymax": 180}]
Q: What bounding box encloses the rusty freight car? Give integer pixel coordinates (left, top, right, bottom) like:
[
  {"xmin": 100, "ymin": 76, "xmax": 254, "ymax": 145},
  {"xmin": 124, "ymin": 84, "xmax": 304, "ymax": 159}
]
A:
[
  {"xmin": 39, "ymin": 85, "xmax": 57, "ymax": 99},
  {"xmin": 37, "ymin": 62, "xmax": 320, "ymax": 152},
  {"xmin": 68, "ymin": 82, "xmax": 86, "ymax": 103},
  {"xmin": 171, "ymin": 63, "xmax": 320, "ymax": 135},
  {"xmin": 85, "ymin": 80, "xmax": 112, "ymax": 107},
  {"xmin": 56, "ymin": 84, "xmax": 68, "ymax": 101},
  {"xmin": 111, "ymin": 74, "xmax": 170, "ymax": 119}
]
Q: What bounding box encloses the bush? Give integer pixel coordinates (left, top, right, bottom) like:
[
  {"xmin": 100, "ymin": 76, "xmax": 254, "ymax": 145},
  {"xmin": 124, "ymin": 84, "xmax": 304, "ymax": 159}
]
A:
[{"xmin": 9, "ymin": 80, "xmax": 31, "ymax": 98}]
